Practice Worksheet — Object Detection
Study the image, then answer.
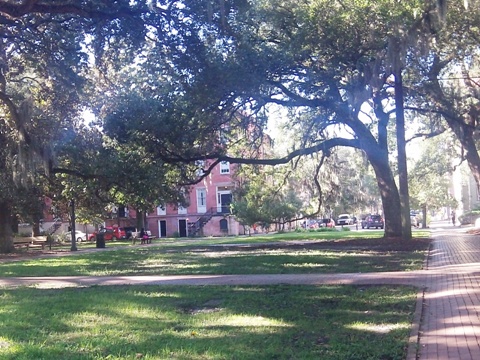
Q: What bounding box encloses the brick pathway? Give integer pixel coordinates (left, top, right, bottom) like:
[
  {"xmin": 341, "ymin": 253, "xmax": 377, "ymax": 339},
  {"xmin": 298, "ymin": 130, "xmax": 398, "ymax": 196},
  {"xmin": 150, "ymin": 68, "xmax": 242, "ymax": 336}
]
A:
[
  {"xmin": 1, "ymin": 223, "xmax": 480, "ymax": 359},
  {"xmin": 415, "ymin": 228, "xmax": 480, "ymax": 360}
]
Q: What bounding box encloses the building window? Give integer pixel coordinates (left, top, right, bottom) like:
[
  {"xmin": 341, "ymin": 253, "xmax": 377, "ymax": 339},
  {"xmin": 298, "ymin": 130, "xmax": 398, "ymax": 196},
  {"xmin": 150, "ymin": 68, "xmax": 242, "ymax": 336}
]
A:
[
  {"xmin": 178, "ymin": 204, "xmax": 187, "ymax": 215},
  {"xmin": 157, "ymin": 205, "xmax": 166, "ymax": 216},
  {"xmin": 220, "ymin": 161, "xmax": 230, "ymax": 174},
  {"xmin": 197, "ymin": 189, "xmax": 206, "ymax": 206},
  {"xmin": 197, "ymin": 188, "xmax": 207, "ymax": 213}
]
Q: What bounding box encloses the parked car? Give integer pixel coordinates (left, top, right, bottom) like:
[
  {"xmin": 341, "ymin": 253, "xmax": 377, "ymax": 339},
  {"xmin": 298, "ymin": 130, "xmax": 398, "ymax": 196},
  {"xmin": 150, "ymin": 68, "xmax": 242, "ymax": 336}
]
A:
[
  {"xmin": 319, "ymin": 218, "xmax": 336, "ymax": 228},
  {"xmin": 62, "ymin": 230, "xmax": 87, "ymax": 242},
  {"xmin": 411, "ymin": 215, "xmax": 419, "ymax": 228},
  {"xmin": 123, "ymin": 226, "xmax": 137, "ymax": 239},
  {"xmin": 336, "ymin": 214, "xmax": 354, "ymax": 226},
  {"xmin": 361, "ymin": 214, "xmax": 384, "ymax": 229},
  {"xmin": 306, "ymin": 219, "xmax": 320, "ymax": 229},
  {"xmin": 88, "ymin": 226, "xmax": 126, "ymax": 241}
]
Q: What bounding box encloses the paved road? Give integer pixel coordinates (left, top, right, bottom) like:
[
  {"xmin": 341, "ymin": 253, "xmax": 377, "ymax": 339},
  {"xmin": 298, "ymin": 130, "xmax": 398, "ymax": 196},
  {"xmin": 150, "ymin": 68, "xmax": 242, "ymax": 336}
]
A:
[{"xmin": 1, "ymin": 221, "xmax": 480, "ymax": 359}]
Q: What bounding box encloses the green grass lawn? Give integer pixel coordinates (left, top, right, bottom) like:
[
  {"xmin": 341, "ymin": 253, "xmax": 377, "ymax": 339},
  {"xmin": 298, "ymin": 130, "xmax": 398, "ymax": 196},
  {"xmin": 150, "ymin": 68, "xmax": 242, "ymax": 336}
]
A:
[
  {"xmin": 53, "ymin": 228, "xmax": 426, "ymax": 249},
  {"xmin": 0, "ymin": 284, "xmax": 417, "ymax": 360},
  {"xmin": 0, "ymin": 231, "xmax": 430, "ymax": 277},
  {"xmin": 0, "ymin": 230, "xmax": 429, "ymax": 359}
]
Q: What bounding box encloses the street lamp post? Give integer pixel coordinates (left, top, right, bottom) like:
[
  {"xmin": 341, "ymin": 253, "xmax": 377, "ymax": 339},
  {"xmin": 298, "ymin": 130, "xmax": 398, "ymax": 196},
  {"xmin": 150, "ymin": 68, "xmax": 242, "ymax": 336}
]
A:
[{"xmin": 69, "ymin": 199, "xmax": 77, "ymax": 251}]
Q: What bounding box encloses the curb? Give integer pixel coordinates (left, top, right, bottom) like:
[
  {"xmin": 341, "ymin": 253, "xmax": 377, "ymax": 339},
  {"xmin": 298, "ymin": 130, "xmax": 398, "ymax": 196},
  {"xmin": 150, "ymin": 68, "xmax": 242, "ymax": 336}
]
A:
[
  {"xmin": 406, "ymin": 288, "xmax": 426, "ymax": 360},
  {"xmin": 406, "ymin": 237, "xmax": 434, "ymax": 360}
]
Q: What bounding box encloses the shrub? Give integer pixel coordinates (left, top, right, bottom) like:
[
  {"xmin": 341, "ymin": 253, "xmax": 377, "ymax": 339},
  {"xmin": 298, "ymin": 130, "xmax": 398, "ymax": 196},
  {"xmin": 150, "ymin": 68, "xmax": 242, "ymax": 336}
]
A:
[
  {"xmin": 316, "ymin": 227, "xmax": 337, "ymax": 232},
  {"xmin": 459, "ymin": 209, "xmax": 480, "ymax": 225}
]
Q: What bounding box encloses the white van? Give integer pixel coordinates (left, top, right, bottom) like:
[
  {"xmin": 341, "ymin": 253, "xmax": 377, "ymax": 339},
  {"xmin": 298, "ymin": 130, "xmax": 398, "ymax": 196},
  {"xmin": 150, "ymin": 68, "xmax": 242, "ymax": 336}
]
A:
[{"xmin": 336, "ymin": 214, "xmax": 353, "ymax": 226}]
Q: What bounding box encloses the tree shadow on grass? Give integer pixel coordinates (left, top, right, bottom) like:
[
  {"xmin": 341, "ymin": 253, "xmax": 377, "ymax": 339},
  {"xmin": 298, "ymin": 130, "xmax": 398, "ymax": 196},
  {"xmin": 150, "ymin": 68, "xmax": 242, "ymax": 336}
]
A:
[{"xmin": 0, "ymin": 284, "xmax": 416, "ymax": 360}]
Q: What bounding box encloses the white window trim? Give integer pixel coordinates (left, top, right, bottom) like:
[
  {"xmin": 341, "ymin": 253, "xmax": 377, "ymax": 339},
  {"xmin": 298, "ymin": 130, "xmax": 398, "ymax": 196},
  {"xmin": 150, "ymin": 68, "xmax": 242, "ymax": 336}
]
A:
[
  {"xmin": 220, "ymin": 161, "xmax": 230, "ymax": 174},
  {"xmin": 196, "ymin": 188, "xmax": 207, "ymax": 213},
  {"xmin": 157, "ymin": 205, "xmax": 166, "ymax": 216},
  {"xmin": 178, "ymin": 204, "xmax": 187, "ymax": 215}
]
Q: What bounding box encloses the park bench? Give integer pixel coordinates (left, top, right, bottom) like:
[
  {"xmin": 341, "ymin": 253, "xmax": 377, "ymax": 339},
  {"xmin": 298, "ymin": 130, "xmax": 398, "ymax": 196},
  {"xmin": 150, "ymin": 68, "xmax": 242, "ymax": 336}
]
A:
[
  {"xmin": 13, "ymin": 236, "xmax": 48, "ymax": 250},
  {"xmin": 131, "ymin": 230, "xmax": 154, "ymax": 245}
]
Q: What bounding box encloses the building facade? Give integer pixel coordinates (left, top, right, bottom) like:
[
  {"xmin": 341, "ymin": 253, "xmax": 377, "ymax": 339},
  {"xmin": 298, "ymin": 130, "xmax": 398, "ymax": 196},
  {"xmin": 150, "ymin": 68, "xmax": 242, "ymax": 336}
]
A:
[
  {"xmin": 146, "ymin": 161, "xmax": 241, "ymax": 238},
  {"xmin": 451, "ymin": 162, "xmax": 480, "ymax": 217}
]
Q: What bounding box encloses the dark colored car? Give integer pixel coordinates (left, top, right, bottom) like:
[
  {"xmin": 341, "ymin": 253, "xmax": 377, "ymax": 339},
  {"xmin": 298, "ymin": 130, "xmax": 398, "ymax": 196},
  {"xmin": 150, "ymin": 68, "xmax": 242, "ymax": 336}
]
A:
[
  {"xmin": 319, "ymin": 218, "xmax": 336, "ymax": 228},
  {"xmin": 361, "ymin": 214, "xmax": 384, "ymax": 229}
]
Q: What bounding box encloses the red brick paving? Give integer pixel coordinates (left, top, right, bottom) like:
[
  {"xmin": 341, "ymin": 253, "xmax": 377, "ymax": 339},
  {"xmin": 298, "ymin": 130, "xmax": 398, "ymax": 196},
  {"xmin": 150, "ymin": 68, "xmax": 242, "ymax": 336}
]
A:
[{"xmin": 1, "ymin": 222, "xmax": 480, "ymax": 359}]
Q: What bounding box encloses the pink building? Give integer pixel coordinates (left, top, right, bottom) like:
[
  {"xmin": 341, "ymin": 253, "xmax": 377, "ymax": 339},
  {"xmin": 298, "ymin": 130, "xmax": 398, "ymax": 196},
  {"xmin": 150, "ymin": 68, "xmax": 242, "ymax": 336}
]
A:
[{"xmin": 146, "ymin": 161, "xmax": 241, "ymax": 238}]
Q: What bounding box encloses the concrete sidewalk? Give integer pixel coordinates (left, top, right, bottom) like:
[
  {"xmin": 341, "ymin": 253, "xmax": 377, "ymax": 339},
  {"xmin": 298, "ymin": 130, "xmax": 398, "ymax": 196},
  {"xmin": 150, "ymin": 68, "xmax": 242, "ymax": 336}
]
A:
[{"xmin": 1, "ymin": 223, "xmax": 479, "ymax": 359}]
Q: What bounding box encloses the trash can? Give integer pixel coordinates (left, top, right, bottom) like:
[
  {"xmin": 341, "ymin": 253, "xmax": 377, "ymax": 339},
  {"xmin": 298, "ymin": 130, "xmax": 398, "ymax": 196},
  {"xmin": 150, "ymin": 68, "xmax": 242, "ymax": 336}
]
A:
[{"xmin": 96, "ymin": 233, "xmax": 105, "ymax": 248}]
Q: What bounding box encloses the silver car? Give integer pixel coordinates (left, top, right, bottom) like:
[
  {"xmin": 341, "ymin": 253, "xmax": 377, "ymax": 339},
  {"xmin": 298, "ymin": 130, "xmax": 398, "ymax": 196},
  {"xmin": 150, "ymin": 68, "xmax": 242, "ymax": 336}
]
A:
[
  {"xmin": 336, "ymin": 214, "xmax": 353, "ymax": 226},
  {"xmin": 62, "ymin": 230, "xmax": 87, "ymax": 242}
]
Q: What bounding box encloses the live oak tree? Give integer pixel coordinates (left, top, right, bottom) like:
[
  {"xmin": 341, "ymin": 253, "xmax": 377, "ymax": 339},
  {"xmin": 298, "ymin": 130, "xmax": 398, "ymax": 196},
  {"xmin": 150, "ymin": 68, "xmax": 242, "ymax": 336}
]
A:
[
  {"xmin": 0, "ymin": 0, "xmax": 469, "ymax": 253},
  {"xmin": 94, "ymin": 0, "xmax": 407, "ymax": 237},
  {"xmin": 406, "ymin": 2, "xmax": 480, "ymax": 192},
  {"xmin": 0, "ymin": 1, "xmax": 172, "ymax": 252},
  {"xmin": 0, "ymin": 0, "xmax": 237, "ymax": 251},
  {"xmin": 180, "ymin": 0, "xmax": 419, "ymax": 238}
]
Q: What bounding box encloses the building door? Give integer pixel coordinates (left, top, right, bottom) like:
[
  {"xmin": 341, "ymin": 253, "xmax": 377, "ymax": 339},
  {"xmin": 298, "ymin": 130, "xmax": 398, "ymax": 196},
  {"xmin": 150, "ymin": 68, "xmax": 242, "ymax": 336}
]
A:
[
  {"xmin": 179, "ymin": 219, "xmax": 187, "ymax": 237},
  {"xmin": 217, "ymin": 192, "xmax": 232, "ymax": 213},
  {"xmin": 219, "ymin": 218, "xmax": 228, "ymax": 234},
  {"xmin": 158, "ymin": 220, "xmax": 166, "ymax": 238}
]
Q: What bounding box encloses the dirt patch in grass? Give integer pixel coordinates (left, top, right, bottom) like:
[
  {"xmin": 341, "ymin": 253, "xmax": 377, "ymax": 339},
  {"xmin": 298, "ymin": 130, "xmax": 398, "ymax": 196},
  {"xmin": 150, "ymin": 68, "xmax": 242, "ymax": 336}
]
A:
[
  {"xmin": 0, "ymin": 237, "xmax": 431, "ymax": 263},
  {"xmin": 0, "ymin": 250, "xmax": 66, "ymax": 261},
  {"xmin": 178, "ymin": 236, "xmax": 432, "ymax": 253}
]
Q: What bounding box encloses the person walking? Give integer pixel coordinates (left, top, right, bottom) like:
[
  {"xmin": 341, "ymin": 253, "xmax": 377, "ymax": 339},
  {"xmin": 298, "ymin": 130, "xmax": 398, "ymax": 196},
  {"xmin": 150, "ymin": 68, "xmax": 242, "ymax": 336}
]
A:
[{"xmin": 451, "ymin": 210, "xmax": 456, "ymax": 226}]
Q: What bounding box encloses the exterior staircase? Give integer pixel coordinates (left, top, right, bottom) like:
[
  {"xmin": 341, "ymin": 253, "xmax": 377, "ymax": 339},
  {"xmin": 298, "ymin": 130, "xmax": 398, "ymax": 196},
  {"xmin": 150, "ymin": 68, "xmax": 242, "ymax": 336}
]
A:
[
  {"xmin": 187, "ymin": 208, "xmax": 216, "ymax": 237},
  {"xmin": 44, "ymin": 219, "xmax": 62, "ymax": 235}
]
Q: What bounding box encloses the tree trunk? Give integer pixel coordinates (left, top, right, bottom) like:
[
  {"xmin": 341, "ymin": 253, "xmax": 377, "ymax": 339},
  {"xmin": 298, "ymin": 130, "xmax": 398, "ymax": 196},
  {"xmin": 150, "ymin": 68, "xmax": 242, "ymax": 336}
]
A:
[
  {"xmin": 422, "ymin": 203, "xmax": 428, "ymax": 229},
  {"xmin": 136, "ymin": 210, "xmax": 145, "ymax": 231},
  {"xmin": 437, "ymin": 111, "xmax": 480, "ymax": 191},
  {"xmin": 0, "ymin": 200, "xmax": 15, "ymax": 253},
  {"xmin": 395, "ymin": 69, "xmax": 412, "ymax": 240},
  {"xmin": 32, "ymin": 221, "xmax": 41, "ymax": 236},
  {"xmin": 354, "ymin": 107, "xmax": 404, "ymax": 238},
  {"xmin": 370, "ymin": 159, "xmax": 403, "ymax": 238},
  {"xmin": 363, "ymin": 141, "xmax": 403, "ymax": 238}
]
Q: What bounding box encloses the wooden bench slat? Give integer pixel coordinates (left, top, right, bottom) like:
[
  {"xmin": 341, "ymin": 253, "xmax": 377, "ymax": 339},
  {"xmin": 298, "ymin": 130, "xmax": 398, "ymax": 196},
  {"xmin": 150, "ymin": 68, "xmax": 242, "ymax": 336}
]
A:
[{"xmin": 14, "ymin": 236, "xmax": 47, "ymax": 250}]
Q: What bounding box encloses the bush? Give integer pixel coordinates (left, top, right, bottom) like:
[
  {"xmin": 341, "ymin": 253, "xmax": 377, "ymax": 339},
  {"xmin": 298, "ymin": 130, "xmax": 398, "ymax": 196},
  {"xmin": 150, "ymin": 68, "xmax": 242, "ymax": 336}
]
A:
[
  {"xmin": 459, "ymin": 209, "xmax": 480, "ymax": 225},
  {"xmin": 316, "ymin": 227, "xmax": 337, "ymax": 232}
]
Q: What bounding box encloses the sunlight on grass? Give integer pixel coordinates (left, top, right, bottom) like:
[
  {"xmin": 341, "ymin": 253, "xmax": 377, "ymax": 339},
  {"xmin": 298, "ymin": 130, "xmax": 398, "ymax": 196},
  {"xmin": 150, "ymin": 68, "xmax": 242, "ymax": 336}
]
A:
[
  {"xmin": 206, "ymin": 314, "xmax": 293, "ymax": 328},
  {"xmin": 0, "ymin": 337, "xmax": 11, "ymax": 350},
  {"xmin": 131, "ymin": 290, "xmax": 182, "ymax": 299},
  {"xmin": 0, "ymin": 234, "xmax": 430, "ymax": 278},
  {"xmin": 347, "ymin": 321, "xmax": 410, "ymax": 334},
  {"xmin": 65, "ymin": 312, "xmax": 118, "ymax": 329},
  {"xmin": 0, "ymin": 285, "xmax": 417, "ymax": 359},
  {"xmin": 283, "ymin": 263, "xmax": 328, "ymax": 269}
]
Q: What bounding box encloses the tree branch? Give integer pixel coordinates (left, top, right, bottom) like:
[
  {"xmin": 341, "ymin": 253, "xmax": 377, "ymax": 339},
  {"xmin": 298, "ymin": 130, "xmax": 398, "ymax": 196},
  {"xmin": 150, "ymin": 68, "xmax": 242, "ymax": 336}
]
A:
[
  {"xmin": 0, "ymin": 1, "xmax": 162, "ymax": 20},
  {"xmin": 220, "ymin": 137, "xmax": 361, "ymax": 165}
]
